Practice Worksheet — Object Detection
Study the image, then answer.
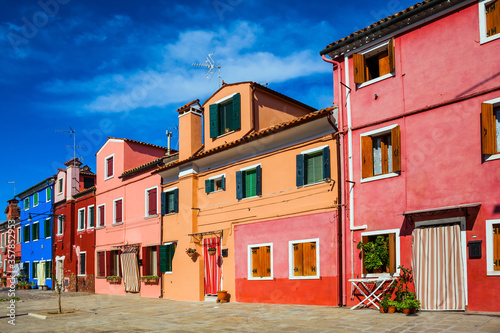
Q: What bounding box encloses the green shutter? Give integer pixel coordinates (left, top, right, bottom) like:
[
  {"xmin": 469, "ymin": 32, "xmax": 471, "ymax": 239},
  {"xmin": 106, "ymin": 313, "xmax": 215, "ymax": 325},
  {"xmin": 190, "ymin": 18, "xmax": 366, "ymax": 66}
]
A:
[
  {"xmin": 34, "ymin": 193, "xmax": 38, "ymax": 206},
  {"xmin": 232, "ymin": 93, "xmax": 241, "ymax": 130},
  {"xmin": 47, "ymin": 187, "xmax": 51, "ymax": 202},
  {"xmin": 209, "ymin": 104, "xmax": 219, "ymax": 138},
  {"xmin": 173, "ymin": 189, "xmax": 179, "ymax": 213},
  {"xmin": 221, "ymin": 176, "xmax": 226, "ymax": 191},
  {"xmin": 236, "ymin": 171, "xmax": 243, "ymax": 199},
  {"xmin": 256, "ymin": 165, "xmax": 262, "ymax": 196},
  {"xmin": 161, "ymin": 192, "xmax": 167, "ymax": 215},
  {"xmin": 205, "ymin": 179, "xmax": 215, "ymax": 194},
  {"xmin": 305, "ymin": 152, "xmax": 322, "ymax": 184},
  {"xmin": 32, "ymin": 262, "xmax": 36, "ymax": 278},
  {"xmin": 159, "ymin": 245, "xmax": 168, "ymax": 272},
  {"xmin": 244, "ymin": 169, "xmax": 257, "ymax": 198},
  {"xmin": 44, "ymin": 219, "xmax": 51, "ymax": 238},
  {"xmin": 45, "ymin": 261, "xmax": 51, "ymax": 279},
  {"xmin": 24, "ymin": 225, "xmax": 29, "ymax": 242},
  {"xmin": 322, "ymin": 146, "xmax": 331, "ymax": 180},
  {"xmin": 296, "ymin": 154, "xmax": 304, "ymax": 187},
  {"xmin": 32, "ymin": 224, "xmax": 36, "ymax": 240}
]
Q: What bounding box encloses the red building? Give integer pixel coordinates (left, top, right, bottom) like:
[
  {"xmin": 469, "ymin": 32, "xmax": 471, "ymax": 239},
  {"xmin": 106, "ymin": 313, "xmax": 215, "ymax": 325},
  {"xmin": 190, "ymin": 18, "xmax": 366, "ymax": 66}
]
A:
[
  {"xmin": 321, "ymin": 0, "xmax": 500, "ymax": 312},
  {"xmin": 53, "ymin": 158, "xmax": 96, "ymax": 292},
  {"xmin": 0, "ymin": 199, "xmax": 21, "ymax": 284}
]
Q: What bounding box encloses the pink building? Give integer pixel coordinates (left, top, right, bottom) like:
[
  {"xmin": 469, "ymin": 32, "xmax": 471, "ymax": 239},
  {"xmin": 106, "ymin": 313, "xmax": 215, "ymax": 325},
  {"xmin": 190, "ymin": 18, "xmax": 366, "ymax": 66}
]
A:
[
  {"xmin": 320, "ymin": 0, "xmax": 500, "ymax": 312},
  {"xmin": 94, "ymin": 137, "xmax": 177, "ymax": 298}
]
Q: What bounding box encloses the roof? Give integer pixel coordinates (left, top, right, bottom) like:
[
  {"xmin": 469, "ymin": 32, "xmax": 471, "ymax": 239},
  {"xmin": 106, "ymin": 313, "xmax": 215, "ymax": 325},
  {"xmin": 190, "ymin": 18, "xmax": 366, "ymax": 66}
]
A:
[
  {"xmin": 202, "ymin": 81, "xmax": 316, "ymax": 112},
  {"xmin": 177, "ymin": 99, "xmax": 201, "ymax": 114},
  {"xmin": 107, "ymin": 137, "xmax": 172, "ymax": 151},
  {"xmin": 320, "ymin": 0, "xmax": 467, "ymax": 57},
  {"xmin": 120, "ymin": 154, "xmax": 178, "ymax": 178},
  {"xmin": 153, "ymin": 106, "xmax": 336, "ymax": 174},
  {"xmin": 16, "ymin": 176, "xmax": 56, "ymax": 199},
  {"xmin": 403, "ymin": 202, "xmax": 482, "ymax": 216},
  {"xmin": 73, "ymin": 185, "xmax": 96, "ymax": 199},
  {"xmin": 64, "ymin": 158, "xmax": 83, "ymax": 167}
]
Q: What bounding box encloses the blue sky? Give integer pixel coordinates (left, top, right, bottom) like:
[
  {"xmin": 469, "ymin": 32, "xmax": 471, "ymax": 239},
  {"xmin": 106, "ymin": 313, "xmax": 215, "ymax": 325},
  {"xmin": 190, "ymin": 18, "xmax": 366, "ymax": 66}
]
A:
[{"xmin": 0, "ymin": 0, "xmax": 414, "ymax": 218}]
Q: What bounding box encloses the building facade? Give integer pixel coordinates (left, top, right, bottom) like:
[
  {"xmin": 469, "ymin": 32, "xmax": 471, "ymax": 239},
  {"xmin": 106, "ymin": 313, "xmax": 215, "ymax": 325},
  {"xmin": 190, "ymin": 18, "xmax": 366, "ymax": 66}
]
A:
[
  {"xmin": 320, "ymin": 0, "xmax": 500, "ymax": 312},
  {"xmin": 0, "ymin": 199, "xmax": 22, "ymax": 285}
]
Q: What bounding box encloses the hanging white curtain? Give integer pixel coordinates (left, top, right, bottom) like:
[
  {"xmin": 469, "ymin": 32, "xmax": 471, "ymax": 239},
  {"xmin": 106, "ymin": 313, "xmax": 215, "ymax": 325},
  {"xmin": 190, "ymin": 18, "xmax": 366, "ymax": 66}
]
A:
[
  {"xmin": 37, "ymin": 262, "xmax": 46, "ymax": 286},
  {"xmin": 121, "ymin": 247, "xmax": 140, "ymax": 293},
  {"xmin": 412, "ymin": 224, "xmax": 465, "ymax": 310}
]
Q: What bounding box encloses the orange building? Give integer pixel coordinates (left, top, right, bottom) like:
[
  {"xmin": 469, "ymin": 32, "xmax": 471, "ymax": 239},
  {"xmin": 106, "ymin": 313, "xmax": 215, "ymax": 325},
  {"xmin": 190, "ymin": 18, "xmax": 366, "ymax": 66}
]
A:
[{"xmin": 155, "ymin": 82, "xmax": 342, "ymax": 305}]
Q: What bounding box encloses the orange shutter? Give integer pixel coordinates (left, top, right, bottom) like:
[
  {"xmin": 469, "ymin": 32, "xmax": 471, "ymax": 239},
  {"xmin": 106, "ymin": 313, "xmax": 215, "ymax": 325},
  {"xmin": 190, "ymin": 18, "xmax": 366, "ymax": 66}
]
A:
[
  {"xmin": 353, "ymin": 54, "xmax": 366, "ymax": 84},
  {"xmin": 378, "ymin": 50, "xmax": 391, "ymax": 77},
  {"xmin": 303, "ymin": 242, "xmax": 317, "ymax": 276},
  {"xmin": 261, "ymin": 246, "xmax": 271, "ymax": 277},
  {"xmin": 388, "ymin": 38, "xmax": 395, "ymax": 73},
  {"xmin": 494, "ymin": 225, "xmax": 500, "ymax": 271},
  {"xmin": 361, "ymin": 236, "xmax": 368, "ymax": 275},
  {"xmin": 293, "ymin": 243, "xmax": 303, "ymax": 276},
  {"xmin": 381, "ymin": 135, "xmax": 389, "ymax": 175},
  {"xmin": 388, "ymin": 233, "xmax": 396, "ymax": 274},
  {"xmin": 251, "ymin": 247, "xmax": 260, "ymax": 277},
  {"xmin": 481, "ymin": 103, "xmax": 496, "ymax": 155},
  {"xmin": 391, "ymin": 125, "xmax": 401, "ymax": 172},
  {"xmin": 361, "ymin": 136, "xmax": 374, "ymax": 178},
  {"xmin": 486, "ymin": 1, "xmax": 500, "ymax": 38}
]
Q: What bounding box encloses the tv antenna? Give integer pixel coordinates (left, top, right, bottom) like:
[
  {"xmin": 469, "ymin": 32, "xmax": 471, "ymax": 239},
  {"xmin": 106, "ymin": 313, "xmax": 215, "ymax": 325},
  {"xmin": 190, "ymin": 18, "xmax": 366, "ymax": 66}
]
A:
[
  {"xmin": 6, "ymin": 181, "xmax": 16, "ymax": 197},
  {"xmin": 192, "ymin": 54, "xmax": 222, "ymax": 87},
  {"xmin": 55, "ymin": 126, "xmax": 85, "ymax": 163}
]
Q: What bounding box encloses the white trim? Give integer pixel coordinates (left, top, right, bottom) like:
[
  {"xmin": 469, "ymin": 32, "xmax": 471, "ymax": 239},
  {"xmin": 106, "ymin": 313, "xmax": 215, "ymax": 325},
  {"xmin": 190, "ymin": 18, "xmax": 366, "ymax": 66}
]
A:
[
  {"xmin": 354, "ymin": 39, "xmax": 395, "ymax": 88},
  {"xmin": 300, "ymin": 145, "xmax": 328, "ymax": 155},
  {"xmin": 163, "ymin": 241, "xmax": 178, "ymax": 274},
  {"xmin": 479, "ymin": 0, "xmax": 500, "ymax": 44},
  {"xmin": 77, "ymin": 207, "xmax": 86, "ymax": 231},
  {"xmin": 178, "ymin": 110, "xmax": 202, "ymax": 118},
  {"xmin": 208, "ymin": 173, "xmax": 226, "ymax": 180},
  {"xmin": 145, "ymin": 186, "xmax": 159, "ymax": 217},
  {"xmin": 24, "ymin": 198, "xmax": 30, "ymax": 211},
  {"xmin": 57, "ymin": 178, "xmax": 64, "ymax": 194},
  {"xmin": 486, "ymin": 219, "xmax": 500, "ymax": 276},
  {"xmin": 87, "ymin": 205, "xmax": 95, "ymax": 229},
  {"xmin": 78, "ymin": 251, "xmax": 86, "ymax": 277},
  {"xmin": 56, "ymin": 215, "xmax": 64, "ymax": 236},
  {"xmin": 16, "ymin": 227, "xmax": 21, "ymax": 244},
  {"xmin": 214, "ymin": 92, "xmax": 237, "ymax": 105},
  {"xmin": 95, "ymin": 138, "xmax": 123, "ymax": 156},
  {"xmin": 45, "ymin": 259, "xmax": 52, "ymax": 280},
  {"xmin": 483, "ymin": 97, "xmax": 500, "ymax": 161},
  {"xmin": 164, "ymin": 186, "xmax": 178, "ymax": 193},
  {"xmin": 358, "ymin": 73, "xmax": 395, "ymax": 89},
  {"xmin": 485, "ymin": 153, "xmax": 500, "ymax": 162},
  {"xmin": 360, "ymin": 172, "xmax": 399, "ymax": 183},
  {"xmin": 240, "ymin": 163, "xmax": 261, "ymax": 172},
  {"xmin": 359, "ymin": 39, "xmax": 390, "ymax": 56},
  {"xmin": 483, "ymin": 96, "xmax": 500, "ymax": 105},
  {"xmin": 207, "ymin": 174, "xmax": 226, "ymax": 193},
  {"xmin": 247, "ymin": 242, "xmax": 274, "ymax": 281},
  {"xmin": 104, "ymin": 154, "xmax": 115, "ymax": 180},
  {"xmin": 113, "ymin": 198, "xmax": 123, "ymax": 224},
  {"xmin": 360, "ymin": 229, "xmax": 400, "ymax": 278},
  {"xmin": 360, "ymin": 124, "xmax": 398, "ymax": 137},
  {"xmin": 97, "ymin": 204, "xmax": 106, "ymax": 227},
  {"xmin": 179, "ymin": 167, "xmax": 198, "ymax": 178},
  {"xmin": 288, "ymin": 238, "xmax": 320, "ymax": 280}
]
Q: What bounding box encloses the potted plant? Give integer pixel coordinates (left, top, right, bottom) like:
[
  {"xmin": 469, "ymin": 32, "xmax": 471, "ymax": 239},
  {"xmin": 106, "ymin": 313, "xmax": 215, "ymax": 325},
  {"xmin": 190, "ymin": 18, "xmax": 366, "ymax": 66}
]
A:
[
  {"xmin": 207, "ymin": 246, "xmax": 217, "ymax": 256},
  {"xmin": 106, "ymin": 276, "xmax": 121, "ymax": 283},
  {"xmin": 186, "ymin": 248, "xmax": 197, "ymax": 258},
  {"xmin": 387, "ymin": 300, "xmax": 398, "ymax": 313},
  {"xmin": 401, "ymin": 298, "xmax": 421, "ymax": 314},
  {"xmin": 356, "ymin": 236, "xmax": 389, "ymax": 273},
  {"xmin": 379, "ymin": 293, "xmax": 391, "ymax": 313},
  {"xmin": 217, "ymin": 290, "xmax": 228, "ymax": 303},
  {"xmin": 30, "ymin": 281, "xmax": 36, "ymax": 289},
  {"xmin": 141, "ymin": 275, "xmax": 160, "ymax": 283}
]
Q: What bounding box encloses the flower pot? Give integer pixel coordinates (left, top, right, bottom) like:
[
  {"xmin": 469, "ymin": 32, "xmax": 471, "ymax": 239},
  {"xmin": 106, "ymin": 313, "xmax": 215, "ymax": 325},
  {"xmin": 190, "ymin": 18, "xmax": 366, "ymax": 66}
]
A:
[
  {"xmin": 187, "ymin": 252, "xmax": 196, "ymax": 258},
  {"xmin": 403, "ymin": 308, "xmax": 417, "ymax": 315},
  {"xmin": 208, "ymin": 250, "xmax": 216, "ymax": 256},
  {"xmin": 388, "ymin": 306, "xmax": 396, "ymax": 313},
  {"xmin": 217, "ymin": 290, "xmax": 228, "ymax": 302},
  {"xmin": 380, "ymin": 307, "xmax": 386, "ymax": 313}
]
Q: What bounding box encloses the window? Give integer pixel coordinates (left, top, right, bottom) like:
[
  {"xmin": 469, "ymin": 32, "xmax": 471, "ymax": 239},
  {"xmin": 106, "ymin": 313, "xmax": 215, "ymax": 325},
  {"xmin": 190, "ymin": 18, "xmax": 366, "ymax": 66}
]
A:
[
  {"xmin": 105, "ymin": 155, "xmax": 114, "ymax": 179},
  {"xmin": 23, "ymin": 262, "xmax": 30, "ymax": 279},
  {"xmin": 289, "ymin": 239, "xmax": 320, "ymax": 279},
  {"xmin": 58, "ymin": 178, "xmax": 63, "ymax": 194},
  {"xmin": 297, "ymin": 146, "xmax": 330, "ymax": 186},
  {"xmin": 1, "ymin": 233, "xmax": 4, "ymax": 248},
  {"xmin": 83, "ymin": 177, "xmax": 94, "ymax": 189},
  {"xmin": 32, "ymin": 262, "xmax": 38, "ymax": 279},
  {"xmin": 33, "ymin": 192, "xmax": 39, "ymax": 207},
  {"xmin": 32, "ymin": 222, "xmax": 39, "ymax": 241},
  {"xmin": 481, "ymin": 99, "xmax": 500, "ymax": 159},
  {"xmin": 46, "ymin": 187, "xmax": 52, "ymax": 202},
  {"xmin": 209, "ymin": 93, "xmax": 241, "ymax": 138},
  {"xmin": 57, "ymin": 215, "xmax": 64, "ymax": 235},
  {"xmin": 79, "ymin": 252, "xmax": 86, "ymax": 276},
  {"xmin": 23, "ymin": 198, "xmax": 29, "ymax": 210},
  {"xmin": 45, "ymin": 260, "xmax": 52, "ymax": 279},
  {"xmin": 142, "ymin": 246, "xmax": 159, "ymax": 277},
  {"xmin": 159, "ymin": 242, "xmax": 177, "ymax": 274},
  {"xmin": 358, "ymin": 230, "xmax": 399, "ymax": 276},
  {"xmin": 236, "ymin": 165, "xmax": 262, "ymax": 200},
  {"xmin": 353, "ymin": 38, "xmax": 395, "ymax": 85},
  {"xmin": 17, "ymin": 227, "xmax": 21, "ymax": 244},
  {"xmin": 248, "ymin": 243, "xmax": 273, "ymax": 280},
  {"xmin": 205, "ymin": 174, "xmax": 226, "ymax": 194},
  {"xmin": 106, "ymin": 250, "xmax": 121, "ymax": 277},
  {"xmin": 88, "ymin": 205, "xmax": 95, "ymax": 229},
  {"xmin": 113, "ymin": 198, "xmax": 123, "ymax": 224},
  {"xmin": 361, "ymin": 125, "xmax": 401, "ymax": 180},
  {"xmin": 161, "ymin": 189, "xmax": 179, "ymax": 215},
  {"xmin": 486, "ymin": 220, "xmax": 500, "ymax": 275},
  {"xmin": 23, "ymin": 225, "xmax": 30, "ymax": 242},
  {"xmin": 145, "ymin": 187, "xmax": 158, "ymax": 216},
  {"xmin": 97, "ymin": 251, "xmax": 106, "ymax": 277},
  {"xmin": 97, "ymin": 204, "xmax": 105, "ymax": 227},
  {"xmin": 480, "ymin": 0, "xmax": 500, "ymax": 44},
  {"xmin": 44, "ymin": 218, "xmax": 51, "ymax": 238},
  {"xmin": 78, "ymin": 208, "xmax": 85, "ymax": 231}
]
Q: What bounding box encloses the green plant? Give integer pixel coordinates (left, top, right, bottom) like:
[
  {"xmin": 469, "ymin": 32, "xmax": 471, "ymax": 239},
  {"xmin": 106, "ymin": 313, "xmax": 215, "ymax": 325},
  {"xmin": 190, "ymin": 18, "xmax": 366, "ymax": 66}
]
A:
[
  {"xmin": 387, "ymin": 300, "xmax": 398, "ymax": 307},
  {"xmin": 106, "ymin": 276, "xmax": 121, "ymax": 281},
  {"xmin": 208, "ymin": 247, "xmax": 216, "ymax": 251},
  {"xmin": 186, "ymin": 248, "xmax": 196, "ymax": 254},
  {"xmin": 401, "ymin": 298, "xmax": 421, "ymax": 310},
  {"xmin": 379, "ymin": 293, "xmax": 391, "ymax": 312},
  {"xmin": 394, "ymin": 265, "xmax": 413, "ymax": 303},
  {"xmin": 141, "ymin": 275, "xmax": 159, "ymax": 281},
  {"xmin": 356, "ymin": 236, "xmax": 389, "ymax": 271}
]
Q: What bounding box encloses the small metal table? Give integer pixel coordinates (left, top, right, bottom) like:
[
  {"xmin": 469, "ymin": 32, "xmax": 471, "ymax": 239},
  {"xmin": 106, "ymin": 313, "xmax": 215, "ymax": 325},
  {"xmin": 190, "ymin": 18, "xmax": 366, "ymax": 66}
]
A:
[{"xmin": 349, "ymin": 277, "xmax": 397, "ymax": 310}]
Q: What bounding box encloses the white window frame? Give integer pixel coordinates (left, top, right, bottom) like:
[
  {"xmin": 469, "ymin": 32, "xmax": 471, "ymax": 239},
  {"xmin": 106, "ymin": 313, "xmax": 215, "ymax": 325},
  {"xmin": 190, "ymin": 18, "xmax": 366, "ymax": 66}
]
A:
[
  {"xmin": 24, "ymin": 198, "xmax": 29, "ymax": 211},
  {"xmin": 57, "ymin": 178, "xmax": 64, "ymax": 194},
  {"xmin": 163, "ymin": 187, "xmax": 178, "ymax": 216},
  {"xmin": 163, "ymin": 241, "xmax": 177, "ymax": 274},
  {"xmin": 486, "ymin": 219, "xmax": 500, "ymax": 276},
  {"xmin": 33, "ymin": 260, "xmax": 39, "ymax": 280},
  {"xmin": 46, "ymin": 187, "xmax": 52, "ymax": 202},
  {"xmin": 23, "ymin": 225, "xmax": 30, "ymax": 243},
  {"xmin": 359, "ymin": 229, "xmax": 400, "ymax": 278},
  {"xmin": 113, "ymin": 198, "xmax": 123, "ymax": 225},
  {"xmin": 479, "ymin": 0, "xmax": 500, "ymax": 44},
  {"xmin": 300, "ymin": 145, "xmax": 329, "ymax": 187},
  {"xmin": 45, "ymin": 259, "xmax": 52, "ymax": 280},
  {"xmin": 33, "ymin": 192, "xmax": 39, "ymax": 207},
  {"xmin": 482, "ymin": 97, "xmax": 500, "ymax": 162},
  {"xmin": 240, "ymin": 164, "xmax": 261, "ymax": 200},
  {"xmin": 32, "ymin": 221, "xmax": 39, "ymax": 242},
  {"xmin": 77, "ymin": 208, "xmax": 86, "ymax": 231},
  {"xmin": 213, "ymin": 93, "xmax": 238, "ymax": 138},
  {"xmin": 87, "ymin": 205, "xmax": 95, "ymax": 229},
  {"xmin": 96, "ymin": 204, "xmax": 105, "ymax": 228},
  {"xmin": 1, "ymin": 233, "xmax": 4, "ymax": 248},
  {"xmin": 104, "ymin": 154, "xmax": 115, "ymax": 180},
  {"xmin": 207, "ymin": 173, "xmax": 226, "ymax": 193},
  {"xmin": 356, "ymin": 39, "xmax": 395, "ymax": 89},
  {"xmin": 145, "ymin": 186, "xmax": 159, "ymax": 217},
  {"xmin": 247, "ymin": 242, "xmax": 273, "ymax": 281},
  {"xmin": 57, "ymin": 215, "xmax": 64, "ymax": 236},
  {"xmin": 360, "ymin": 124, "xmax": 400, "ymax": 183},
  {"xmin": 288, "ymin": 238, "xmax": 320, "ymax": 280},
  {"xmin": 17, "ymin": 227, "xmax": 21, "ymax": 244},
  {"xmin": 78, "ymin": 252, "xmax": 87, "ymax": 277}
]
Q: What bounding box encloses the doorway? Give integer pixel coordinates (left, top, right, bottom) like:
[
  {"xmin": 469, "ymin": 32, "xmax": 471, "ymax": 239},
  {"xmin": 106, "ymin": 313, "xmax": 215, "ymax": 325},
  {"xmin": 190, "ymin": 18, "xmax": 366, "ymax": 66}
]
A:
[{"xmin": 204, "ymin": 237, "xmax": 222, "ymax": 295}]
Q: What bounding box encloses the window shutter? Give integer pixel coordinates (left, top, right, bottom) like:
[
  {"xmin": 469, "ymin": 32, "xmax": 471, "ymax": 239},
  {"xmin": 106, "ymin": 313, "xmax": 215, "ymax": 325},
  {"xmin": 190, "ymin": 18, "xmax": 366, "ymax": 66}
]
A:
[
  {"xmin": 486, "ymin": 1, "xmax": 500, "ymax": 37},
  {"xmin": 99, "ymin": 206, "xmax": 105, "ymax": 227},
  {"xmin": 236, "ymin": 171, "xmax": 243, "ymax": 200},
  {"xmin": 32, "ymin": 224, "xmax": 36, "ymax": 240},
  {"xmin": 47, "ymin": 187, "xmax": 51, "ymax": 201},
  {"xmin": 388, "ymin": 38, "xmax": 395, "ymax": 73},
  {"xmin": 106, "ymin": 251, "xmax": 112, "ymax": 276},
  {"xmin": 481, "ymin": 103, "xmax": 496, "ymax": 155},
  {"xmin": 293, "ymin": 243, "xmax": 303, "ymax": 276},
  {"xmin": 232, "ymin": 93, "xmax": 241, "ymax": 130},
  {"xmin": 296, "ymin": 154, "xmax": 304, "ymax": 187},
  {"xmin": 255, "ymin": 165, "xmax": 262, "ymax": 196},
  {"xmin": 361, "ymin": 236, "xmax": 368, "ymax": 275},
  {"xmin": 221, "ymin": 176, "xmax": 226, "ymax": 191},
  {"xmin": 388, "ymin": 233, "xmax": 396, "ymax": 274},
  {"xmin": 159, "ymin": 245, "xmax": 168, "ymax": 273},
  {"xmin": 148, "ymin": 189, "xmax": 157, "ymax": 215},
  {"xmin": 44, "ymin": 219, "xmax": 50, "ymax": 238},
  {"xmin": 303, "ymin": 242, "xmax": 317, "ymax": 276},
  {"xmin": 107, "ymin": 157, "xmax": 113, "ymax": 177},
  {"xmin": 322, "ymin": 146, "xmax": 331, "ymax": 180},
  {"xmin": 353, "ymin": 53, "xmax": 366, "ymax": 84},
  {"xmin": 46, "ymin": 261, "xmax": 52, "ymax": 279},
  {"xmin": 32, "ymin": 262, "xmax": 36, "ymax": 278},
  {"xmin": 262, "ymin": 246, "xmax": 271, "ymax": 277},
  {"xmin": 205, "ymin": 179, "xmax": 211, "ymax": 194},
  {"xmin": 173, "ymin": 189, "xmax": 179, "ymax": 213},
  {"xmin": 142, "ymin": 247, "xmax": 150, "ymax": 276},
  {"xmin": 99, "ymin": 252, "xmax": 105, "ymax": 277},
  {"xmin": 251, "ymin": 247, "xmax": 260, "ymax": 277},
  {"xmin": 169, "ymin": 243, "xmax": 176, "ymax": 272},
  {"xmin": 391, "ymin": 126, "xmax": 401, "ymax": 172},
  {"xmin": 361, "ymin": 136, "xmax": 374, "ymax": 178},
  {"xmin": 209, "ymin": 104, "xmax": 219, "ymax": 138},
  {"xmin": 161, "ymin": 192, "xmax": 167, "ymax": 215},
  {"xmin": 493, "ymin": 224, "xmax": 500, "ymax": 271}
]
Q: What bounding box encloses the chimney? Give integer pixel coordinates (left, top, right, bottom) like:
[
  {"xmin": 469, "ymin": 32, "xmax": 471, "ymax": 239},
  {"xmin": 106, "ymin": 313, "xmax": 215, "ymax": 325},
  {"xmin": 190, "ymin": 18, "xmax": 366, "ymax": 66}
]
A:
[
  {"xmin": 5, "ymin": 199, "xmax": 20, "ymax": 220},
  {"xmin": 64, "ymin": 158, "xmax": 82, "ymax": 200},
  {"xmin": 177, "ymin": 99, "xmax": 203, "ymax": 161}
]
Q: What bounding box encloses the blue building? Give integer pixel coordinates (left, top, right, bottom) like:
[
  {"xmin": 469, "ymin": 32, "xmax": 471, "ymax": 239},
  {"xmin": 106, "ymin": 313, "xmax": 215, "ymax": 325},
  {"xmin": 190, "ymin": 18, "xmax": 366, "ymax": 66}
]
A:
[{"xmin": 17, "ymin": 176, "xmax": 55, "ymax": 289}]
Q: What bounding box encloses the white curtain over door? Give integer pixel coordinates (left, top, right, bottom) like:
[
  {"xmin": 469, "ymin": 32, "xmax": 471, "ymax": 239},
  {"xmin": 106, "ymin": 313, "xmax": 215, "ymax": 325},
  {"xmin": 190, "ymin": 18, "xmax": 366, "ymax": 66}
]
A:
[
  {"xmin": 412, "ymin": 224, "xmax": 465, "ymax": 310},
  {"xmin": 121, "ymin": 247, "xmax": 140, "ymax": 293}
]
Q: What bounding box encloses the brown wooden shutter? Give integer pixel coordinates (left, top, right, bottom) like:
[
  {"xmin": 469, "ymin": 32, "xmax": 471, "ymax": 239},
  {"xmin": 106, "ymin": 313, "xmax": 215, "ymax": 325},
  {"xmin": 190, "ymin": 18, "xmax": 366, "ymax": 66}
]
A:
[
  {"xmin": 115, "ymin": 200, "xmax": 122, "ymax": 223},
  {"xmin": 262, "ymin": 246, "xmax": 271, "ymax": 277},
  {"xmin": 251, "ymin": 247, "xmax": 260, "ymax": 277},
  {"xmin": 99, "ymin": 252, "xmax": 105, "ymax": 277},
  {"xmin": 388, "ymin": 38, "xmax": 395, "ymax": 73},
  {"xmin": 303, "ymin": 242, "xmax": 317, "ymax": 276},
  {"xmin": 361, "ymin": 136, "xmax": 374, "ymax": 178},
  {"xmin": 118, "ymin": 250, "xmax": 123, "ymax": 277},
  {"xmin": 481, "ymin": 103, "xmax": 496, "ymax": 155},
  {"xmin": 148, "ymin": 189, "xmax": 157, "ymax": 215},
  {"xmin": 353, "ymin": 53, "xmax": 366, "ymax": 84},
  {"xmin": 293, "ymin": 243, "xmax": 303, "ymax": 276},
  {"xmin": 494, "ymin": 224, "xmax": 500, "ymax": 271},
  {"xmin": 106, "ymin": 251, "xmax": 112, "ymax": 276},
  {"xmin": 142, "ymin": 247, "xmax": 150, "ymax": 276},
  {"xmin": 486, "ymin": 1, "xmax": 500, "ymax": 38},
  {"xmin": 378, "ymin": 50, "xmax": 390, "ymax": 77},
  {"xmin": 388, "ymin": 233, "xmax": 396, "ymax": 274},
  {"xmin": 361, "ymin": 236, "xmax": 369, "ymax": 275},
  {"xmin": 107, "ymin": 157, "xmax": 113, "ymax": 177},
  {"xmin": 99, "ymin": 206, "xmax": 105, "ymax": 227},
  {"xmin": 391, "ymin": 125, "xmax": 401, "ymax": 172}
]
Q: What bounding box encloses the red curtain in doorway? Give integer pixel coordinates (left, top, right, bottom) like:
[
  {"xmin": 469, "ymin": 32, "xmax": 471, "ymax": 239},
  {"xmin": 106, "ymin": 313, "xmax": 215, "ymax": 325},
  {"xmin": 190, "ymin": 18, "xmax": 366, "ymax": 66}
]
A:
[{"xmin": 204, "ymin": 237, "xmax": 222, "ymax": 295}]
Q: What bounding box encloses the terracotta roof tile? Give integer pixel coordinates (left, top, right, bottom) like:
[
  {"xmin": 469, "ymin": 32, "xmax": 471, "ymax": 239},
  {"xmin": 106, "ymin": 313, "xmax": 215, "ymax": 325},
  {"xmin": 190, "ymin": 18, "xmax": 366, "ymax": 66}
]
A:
[
  {"xmin": 176, "ymin": 99, "xmax": 201, "ymax": 114},
  {"xmin": 107, "ymin": 137, "xmax": 177, "ymax": 152},
  {"xmin": 74, "ymin": 185, "xmax": 96, "ymax": 198},
  {"xmin": 120, "ymin": 153, "xmax": 178, "ymax": 178}
]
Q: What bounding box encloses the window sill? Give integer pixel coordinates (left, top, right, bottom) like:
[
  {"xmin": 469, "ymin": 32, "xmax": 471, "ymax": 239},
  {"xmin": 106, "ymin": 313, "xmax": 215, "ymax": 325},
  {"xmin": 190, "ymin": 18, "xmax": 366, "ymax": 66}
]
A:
[
  {"xmin": 480, "ymin": 33, "xmax": 500, "ymax": 45},
  {"xmin": 357, "ymin": 72, "xmax": 395, "ymax": 89},
  {"xmin": 239, "ymin": 195, "xmax": 260, "ymax": 201},
  {"xmin": 95, "ymin": 226, "xmax": 105, "ymax": 230},
  {"xmin": 360, "ymin": 172, "xmax": 399, "ymax": 183},
  {"xmin": 144, "ymin": 214, "xmax": 159, "ymax": 220},
  {"xmin": 87, "ymin": 226, "xmax": 95, "ymax": 230},
  {"xmin": 56, "ymin": 233, "xmax": 63, "ymax": 236},
  {"xmin": 363, "ymin": 273, "xmax": 399, "ymax": 278},
  {"xmin": 104, "ymin": 176, "xmax": 114, "ymax": 181},
  {"xmin": 77, "ymin": 274, "xmax": 86, "ymax": 277},
  {"xmin": 77, "ymin": 229, "xmax": 85, "ymax": 232},
  {"xmin": 299, "ymin": 179, "xmax": 328, "ymax": 188},
  {"xmin": 207, "ymin": 189, "xmax": 224, "ymax": 195},
  {"xmin": 487, "ymin": 271, "xmax": 500, "ymax": 276},
  {"xmin": 215, "ymin": 130, "xmax": 236, "ymax": 139},
  {"xmin": 484, "ymin": 153, "xmax": 500, "ymax": 162},
  {"xmin": 112, "ymin": 222, "xmax": 123, "ymax": 226},
  {"xmin": 163, "ymin": 212, "xmax": 178, "ymax": 216},
  {"xmin": 289, "ymin": 276, "xmax": 320, "ymax": 280},
  {"xmin": 247, "ymin": 277, "xmax": 273, "ymax": 281}
]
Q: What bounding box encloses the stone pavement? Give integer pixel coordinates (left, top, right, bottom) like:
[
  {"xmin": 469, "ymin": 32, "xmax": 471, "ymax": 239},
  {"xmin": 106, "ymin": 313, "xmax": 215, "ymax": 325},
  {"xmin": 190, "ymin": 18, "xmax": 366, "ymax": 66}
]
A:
[{"xmin": 2, "ymin": 290, "xmax": 500, "ymax": 333}]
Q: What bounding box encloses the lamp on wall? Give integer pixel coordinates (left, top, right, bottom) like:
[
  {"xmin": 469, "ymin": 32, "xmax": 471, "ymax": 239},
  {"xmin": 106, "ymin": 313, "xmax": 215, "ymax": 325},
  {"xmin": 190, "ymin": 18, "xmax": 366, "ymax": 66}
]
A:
[{"xmin": 27, "ymin": 212, "xmax": 65, "ymax": 222}]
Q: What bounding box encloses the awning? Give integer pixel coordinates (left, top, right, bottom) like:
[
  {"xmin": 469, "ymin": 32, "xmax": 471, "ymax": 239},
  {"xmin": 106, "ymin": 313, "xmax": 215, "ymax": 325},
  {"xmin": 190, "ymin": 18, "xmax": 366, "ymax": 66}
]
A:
[
  {"xmin": 121, "ymin": 246, "xmax": 139, "ymax": 254},
  {"xmin": 188, "ymin": 230, "xmax": 223, "ymax": 243},
  {"xmin": 403, "ymin": 203, "xmax": 481, "ymax": 224}
]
